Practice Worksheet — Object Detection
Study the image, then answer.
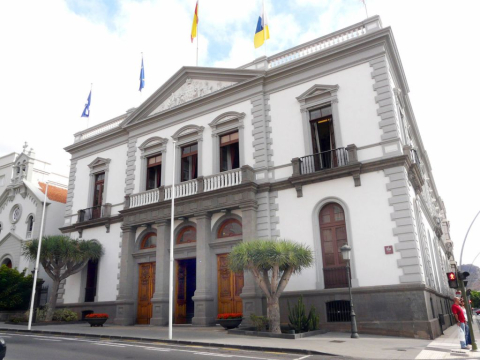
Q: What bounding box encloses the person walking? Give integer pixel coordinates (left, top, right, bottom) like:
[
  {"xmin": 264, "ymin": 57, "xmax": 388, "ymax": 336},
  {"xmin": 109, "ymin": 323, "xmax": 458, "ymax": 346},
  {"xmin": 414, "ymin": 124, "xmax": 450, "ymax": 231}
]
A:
[
  {"xmin": 460, "ymin": 298, "xmax": 472, "ymax": 349},
  {"xmin": 452, "ymin": 297, "xmax": 469, "ymax": 350}
]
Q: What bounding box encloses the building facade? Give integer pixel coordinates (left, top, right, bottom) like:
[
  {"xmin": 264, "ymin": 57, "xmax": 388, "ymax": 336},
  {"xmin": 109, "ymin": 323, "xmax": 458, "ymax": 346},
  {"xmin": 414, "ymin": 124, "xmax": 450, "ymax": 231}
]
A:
[
  {"xmin": 0, "ymin": 143, "xmax": 68, "ymax": 294},
  {"xmin": 60, "ymin": 16, "xmax": 455, "ymax": 339}
]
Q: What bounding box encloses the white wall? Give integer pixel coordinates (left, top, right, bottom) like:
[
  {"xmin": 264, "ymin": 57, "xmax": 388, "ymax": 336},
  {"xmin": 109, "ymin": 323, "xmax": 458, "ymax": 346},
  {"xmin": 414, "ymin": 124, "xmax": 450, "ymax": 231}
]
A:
[
  {"xmin": 276, "ymin": 171, "xmax": 403, "ymax": 292},
  {"xmin": 63, "ymin": 223, "xmax": 122, "ymax": 303},
  {"xmin": 269, "ymin": 62, "xmax": 381, "ymax": 167}
]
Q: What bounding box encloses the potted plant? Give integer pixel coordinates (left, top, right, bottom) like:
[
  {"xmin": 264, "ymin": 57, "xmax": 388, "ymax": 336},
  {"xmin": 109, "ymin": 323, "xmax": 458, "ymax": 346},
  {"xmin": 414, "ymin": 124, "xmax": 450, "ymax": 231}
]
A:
[
  {"xmin": 216, "ymin": 313, "xmax": 243, "ymax": 329},
  {"xmin": 85, "ymin": 313, "xmax": 109, "ymax": 327}
]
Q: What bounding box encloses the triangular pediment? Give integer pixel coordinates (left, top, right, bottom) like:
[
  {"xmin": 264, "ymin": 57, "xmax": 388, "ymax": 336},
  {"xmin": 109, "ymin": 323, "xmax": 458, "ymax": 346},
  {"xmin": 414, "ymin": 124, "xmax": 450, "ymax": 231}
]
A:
[
  {"xmin": 122, "ymin": 67, "xmax": 263, "ymax": 127},
  {"xmin": 296, "ymin": 84, "xmax": 339, "ymax": 104},
  {"xmin": 0, "ymin": 231, "xmax": 23, "ymax": 247}
]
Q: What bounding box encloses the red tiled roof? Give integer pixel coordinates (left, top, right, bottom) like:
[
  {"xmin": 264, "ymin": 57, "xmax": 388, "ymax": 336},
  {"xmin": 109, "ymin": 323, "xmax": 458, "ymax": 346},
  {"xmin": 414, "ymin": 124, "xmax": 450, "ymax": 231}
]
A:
[{"xmin": 38, "ymin": 182, "xmax": 68, "ymax": 204}]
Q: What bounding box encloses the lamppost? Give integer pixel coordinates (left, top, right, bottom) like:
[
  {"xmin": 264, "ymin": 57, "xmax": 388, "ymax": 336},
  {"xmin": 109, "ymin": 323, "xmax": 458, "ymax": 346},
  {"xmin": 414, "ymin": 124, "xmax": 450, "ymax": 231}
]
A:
[{"xmin": 340, "ymin": 244, "xmax": 359, "ymax": 338}]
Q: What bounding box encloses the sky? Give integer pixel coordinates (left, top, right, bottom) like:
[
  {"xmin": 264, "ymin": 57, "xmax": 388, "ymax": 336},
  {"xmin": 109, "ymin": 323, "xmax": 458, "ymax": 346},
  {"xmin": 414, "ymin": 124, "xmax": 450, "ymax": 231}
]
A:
[{"xmin": 1, "ymin": 0, "xmax": 479, "ymax": 265}]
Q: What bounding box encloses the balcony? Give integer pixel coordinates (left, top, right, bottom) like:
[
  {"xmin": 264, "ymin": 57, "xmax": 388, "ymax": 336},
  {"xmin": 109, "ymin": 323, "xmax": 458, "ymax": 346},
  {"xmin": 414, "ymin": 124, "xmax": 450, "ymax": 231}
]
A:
[
  {"xmin": 405, "ymin": 146, "xmax": 424, "ymax": 194},
  {"xmin": 290, "ymin": 145, "xmax": 361, "ymax": 197},
  {"xmin": 126, "ymin": 167, "xmax": 247, "ymax": 209},
  {"xmin": 77, "ymin": 204, "xmax": 112, "ymax": 223}
]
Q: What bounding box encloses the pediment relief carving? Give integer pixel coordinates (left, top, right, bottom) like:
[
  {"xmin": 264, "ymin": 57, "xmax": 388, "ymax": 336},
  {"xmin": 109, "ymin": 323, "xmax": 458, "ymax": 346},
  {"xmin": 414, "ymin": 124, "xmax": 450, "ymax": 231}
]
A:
[
  {"xmin": 139, "ymin": 136, "xmax": 168, "ymax": 151},
  {"xmin": 172, "ymin": 124, "xmax": 204, "ymax": 141},
  {"xmin": 151, "ymin": 78, "xmax": 236, "ymax": 115},
  {"xmin": 209, "ymin": 111, "xmax": 246, "ymax": 131}
]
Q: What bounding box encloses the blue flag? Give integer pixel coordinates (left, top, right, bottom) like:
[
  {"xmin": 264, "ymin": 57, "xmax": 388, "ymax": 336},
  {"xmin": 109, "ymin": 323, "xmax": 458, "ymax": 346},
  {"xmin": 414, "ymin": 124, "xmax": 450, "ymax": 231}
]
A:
[
  {"xmin": 139, "ymin": 56, "xmax": 145, "ymax": 92},
  {"xmin": 81, "ymin": 90, "xmax": 91, "ymax": 118}
]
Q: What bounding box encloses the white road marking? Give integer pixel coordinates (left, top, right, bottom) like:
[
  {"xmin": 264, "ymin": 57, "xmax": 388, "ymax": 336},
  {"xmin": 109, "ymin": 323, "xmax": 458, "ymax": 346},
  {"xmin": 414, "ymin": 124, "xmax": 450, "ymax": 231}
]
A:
[
  {"xmin": 294, "ymin": 356, "xmax": 311, "ymax": 360},
  {"xmin": 33, "ymin": 338, "xmax": 62, "ymax": 342},
  {"xmin": 96, "ymin": 343, "xmax": 127, "ymax": 348}
]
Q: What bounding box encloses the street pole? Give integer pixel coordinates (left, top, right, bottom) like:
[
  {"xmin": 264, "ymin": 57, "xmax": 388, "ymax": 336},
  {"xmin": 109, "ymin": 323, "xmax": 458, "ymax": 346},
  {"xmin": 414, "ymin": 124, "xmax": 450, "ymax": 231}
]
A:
[
  {"xmin": 168, "ymin": 141, "xmax": 176, "ymax": 340},
  {"xmin": 459, "ymin": 210, "xmax": 480, "ymax": 267},
  {"xmin": 28, "ymin": 182, "xmax": 49, "ymax": 330},
  {"xmin": 346, "ymin": 261, "xmax": 359, "ymax": 338},
  {"xmin": 458, "ymin": 271, "xmax": 477, "ymax": 351}
]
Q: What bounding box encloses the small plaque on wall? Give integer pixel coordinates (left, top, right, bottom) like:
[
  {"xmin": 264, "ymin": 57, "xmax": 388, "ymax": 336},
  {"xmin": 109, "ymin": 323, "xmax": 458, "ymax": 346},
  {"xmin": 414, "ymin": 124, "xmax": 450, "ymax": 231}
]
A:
[{"xmin": 384, "ymin": 245, "xmax": 394, "ymax": 255}]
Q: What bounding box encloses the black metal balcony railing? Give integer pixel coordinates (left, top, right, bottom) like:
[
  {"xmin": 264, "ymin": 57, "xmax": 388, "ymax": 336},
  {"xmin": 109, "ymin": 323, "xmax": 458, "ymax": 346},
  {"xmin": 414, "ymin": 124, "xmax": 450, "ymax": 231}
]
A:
[
  {"xmin": 410, "ymin": 149, "xmax": 421, "ymax": 167},
  {"xmin": 300, "ymin": 148, "xmax": 349, "ymax": 175},
  {"xmin": 323, "ymin": 266, "xmax": 349, "ymax": 289},
  {"xmin": 77, "ymin": 204, "xmax": 111, "ymax": 223}
]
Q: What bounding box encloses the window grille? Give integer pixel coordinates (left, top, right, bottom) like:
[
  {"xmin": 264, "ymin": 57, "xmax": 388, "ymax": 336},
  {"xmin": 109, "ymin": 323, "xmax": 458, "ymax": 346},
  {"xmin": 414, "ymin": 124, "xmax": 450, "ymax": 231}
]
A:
[{"xmin": 326, "ymin": 300, "xmax": 351, "ymax": 322}]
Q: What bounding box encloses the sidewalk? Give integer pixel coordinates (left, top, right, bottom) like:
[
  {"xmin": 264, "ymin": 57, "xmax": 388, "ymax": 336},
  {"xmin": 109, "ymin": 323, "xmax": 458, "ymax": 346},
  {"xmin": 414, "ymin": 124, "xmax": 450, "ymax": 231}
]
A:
[{"xmin": 1, "ymin": 317, "xmax": 480, "ymax": 359}]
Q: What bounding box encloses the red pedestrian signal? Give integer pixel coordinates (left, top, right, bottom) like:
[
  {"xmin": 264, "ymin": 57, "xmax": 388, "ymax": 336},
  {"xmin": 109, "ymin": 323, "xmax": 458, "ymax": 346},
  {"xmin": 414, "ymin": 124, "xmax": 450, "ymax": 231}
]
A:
[{"xmin": 447, "ymin": 272, "xmax": 458, "ymax": 289}]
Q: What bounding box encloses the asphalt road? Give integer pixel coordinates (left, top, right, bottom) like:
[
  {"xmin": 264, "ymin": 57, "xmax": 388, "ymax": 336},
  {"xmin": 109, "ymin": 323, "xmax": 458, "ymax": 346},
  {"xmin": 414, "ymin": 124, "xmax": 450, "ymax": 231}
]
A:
[{"xmin": 0, "ymin": 332, "xmax": 343, "ymax": 360}]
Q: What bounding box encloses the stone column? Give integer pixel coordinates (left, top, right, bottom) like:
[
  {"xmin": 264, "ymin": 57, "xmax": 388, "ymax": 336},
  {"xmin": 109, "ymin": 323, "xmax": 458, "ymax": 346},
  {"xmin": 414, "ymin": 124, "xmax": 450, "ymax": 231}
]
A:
[
  {"xmin": 192, "ymin": 212, "xmax": 215, "ymax": 326},
  {"xmin": 240, "ymin": 205, "xmax": 263, "ymax": 322},
  {"xmin": 150, "ymin": 220, "xmax": 171, "ymax": 325},
  {"xmin": 114, "ymin": 225, "xmax": 137, "ymax": 325}
]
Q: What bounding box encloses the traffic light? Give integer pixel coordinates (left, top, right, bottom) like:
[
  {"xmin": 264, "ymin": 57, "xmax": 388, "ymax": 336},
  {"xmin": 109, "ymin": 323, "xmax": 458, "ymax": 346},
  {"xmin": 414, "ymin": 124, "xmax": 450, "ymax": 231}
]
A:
[{"xmin": 447, "ymin": 272, "xmax": 458, "ymax": 288}]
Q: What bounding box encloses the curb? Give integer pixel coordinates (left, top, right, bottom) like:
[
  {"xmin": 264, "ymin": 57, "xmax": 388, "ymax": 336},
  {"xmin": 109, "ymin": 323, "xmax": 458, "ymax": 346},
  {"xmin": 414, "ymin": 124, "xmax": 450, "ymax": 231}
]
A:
[{"xmin": 0, "ymin": 327, "xmax": 338, "ymax": 357}]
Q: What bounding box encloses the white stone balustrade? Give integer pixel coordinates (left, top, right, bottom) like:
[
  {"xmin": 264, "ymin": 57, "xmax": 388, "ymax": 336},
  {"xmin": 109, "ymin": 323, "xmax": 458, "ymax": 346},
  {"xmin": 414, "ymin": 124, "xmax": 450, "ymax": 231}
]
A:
[
  {"xmin": 204, "ymin": 168, "xmax": 242, "ymax": 192},
  {"xmin": 74, "ymin": 118, "xmax": 124, "ymax": 143},
  {"xmin": 129, "ymin": 188, "xmax": 160, "ymax": 208},
  {"xmin": 164, "ymin": 179, "xmax": 198, "ymax": 200},
  {"xmin": 268, "ymin": 26, "xmax": 366, "ymax": 69}
]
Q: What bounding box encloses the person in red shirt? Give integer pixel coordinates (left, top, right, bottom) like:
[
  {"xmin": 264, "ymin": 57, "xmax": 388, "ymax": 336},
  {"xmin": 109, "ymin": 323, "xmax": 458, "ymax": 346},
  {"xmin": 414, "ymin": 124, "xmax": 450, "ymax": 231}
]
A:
[{"xmin": 452, "ymin": 297, "xmax": 468, "ymax": 349}]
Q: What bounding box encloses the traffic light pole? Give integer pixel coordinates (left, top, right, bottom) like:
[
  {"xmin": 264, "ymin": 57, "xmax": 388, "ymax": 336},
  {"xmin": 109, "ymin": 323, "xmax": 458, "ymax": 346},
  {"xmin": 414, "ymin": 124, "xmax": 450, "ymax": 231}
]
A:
[{"xmin": 458, "ymin": 272, "xmax": 477, "ymax": 351}]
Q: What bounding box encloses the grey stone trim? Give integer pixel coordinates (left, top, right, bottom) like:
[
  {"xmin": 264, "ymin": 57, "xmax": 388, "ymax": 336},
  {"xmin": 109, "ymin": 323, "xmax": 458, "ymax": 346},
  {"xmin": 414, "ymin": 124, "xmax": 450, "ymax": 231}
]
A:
[
  {"xmin": 135, "ymin": 226, "xmax": 157, "ymax": 252},
  {"xmin": 138, "ymin": 136, "xmax": 169, "ymax": 192},
  {"xmin": 255, "ymin": 190, "xmax": 279, "ymax": 239},
  {"xmin": 209, "ymin": 111, "xmax": 246, "ymax": 174},
  {"xmin": 296, "ymin": 84, "xmax": 343, "ymax": 153},
  {"xmin": 370, "ymin": 56, "xmax": 403, "ymax": 156},
  {"xmin": 172, "ymin": 124, "xmax": 205, "ymax": 182},
  {"xmin": 124, "ymin": 138, "xmax": 138, "ymax": 196},
  {"xmin": 64, "ymin": 160, "xmax": 77, "ymax": 217},
  {"xmin": 87, "ymin": 157, "xmax": 111, "ymax": 207},
  {"xmin": 250, "ymin": 94, "xmax": 273, "ymax": 175},
  {"xmin": 384, "ymin": 166, "xmax": 423, "ymax": 284},
  {"xmin": 211, "ymin": 212, "xmax": 243, "ymax": 239}
]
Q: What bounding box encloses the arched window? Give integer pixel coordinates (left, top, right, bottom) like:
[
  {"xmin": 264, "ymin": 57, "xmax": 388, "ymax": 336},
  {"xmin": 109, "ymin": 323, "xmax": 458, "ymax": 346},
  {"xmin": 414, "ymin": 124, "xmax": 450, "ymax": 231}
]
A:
[
  {"xmin": 140, "ymin": 233, "xmax": 157, "ymax": 249},
  {"xmin": 176, "ymin": 226, "xmax": 196, "ymax": 244},
  {"xmin": 319, "ymin": 203, "xmax": 349, "ymax": 289},
  {"xmin": 28, "ymin": 215, "xmax": 34, "ymax": 232},
  {"xmin": 1, "ymin": 258, "xmax": 12, "ymax": 269},
  {"xmin": 217, "ymin": 219, "xmax": 242, "ymax": 238},
  {"xmin": 0, "ymin": 222, "xmax": 2, "ymax": 234}
]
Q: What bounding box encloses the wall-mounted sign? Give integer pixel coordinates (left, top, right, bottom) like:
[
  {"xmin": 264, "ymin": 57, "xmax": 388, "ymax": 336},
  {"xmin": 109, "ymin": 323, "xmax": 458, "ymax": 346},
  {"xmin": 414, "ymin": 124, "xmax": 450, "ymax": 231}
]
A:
[{"xmin": 384, "ymin": 245, "xmax": 394, "ymax": 255}]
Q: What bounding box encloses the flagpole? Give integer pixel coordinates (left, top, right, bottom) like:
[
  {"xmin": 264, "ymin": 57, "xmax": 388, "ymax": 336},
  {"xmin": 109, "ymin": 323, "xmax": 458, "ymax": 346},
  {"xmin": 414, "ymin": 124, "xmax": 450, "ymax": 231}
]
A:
[
  {"xmin": 263, "ymin": 0, "xmax": 267, "ymax": 58},
  {"xmin": 363, "ymin": 0, "xmax": 368, "ymax": 18},
  {"xmin": 27, "ymin": 181, "xmax": 49, "ymax": 331},
  {"xmin": 87, "ymin": 83, "xmax": 92, "ymax": 129},
  {"xmin": 196, "ymin": 0, "xmax": 199, "ymax": 66},
  {"xmin": 168, "ymin": 140, "xmax": 177, "ymax": 340}
]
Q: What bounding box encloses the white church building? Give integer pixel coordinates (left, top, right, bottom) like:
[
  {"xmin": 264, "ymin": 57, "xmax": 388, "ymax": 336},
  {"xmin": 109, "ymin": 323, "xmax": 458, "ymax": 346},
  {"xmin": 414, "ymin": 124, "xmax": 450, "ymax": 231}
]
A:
[
  {"xmin": 0, "ymin": 143, "xmax": 68, "ymax": 295},
  {"xmin": 59, "ymin": 16, "xmax": 455, "ymax": 339}
]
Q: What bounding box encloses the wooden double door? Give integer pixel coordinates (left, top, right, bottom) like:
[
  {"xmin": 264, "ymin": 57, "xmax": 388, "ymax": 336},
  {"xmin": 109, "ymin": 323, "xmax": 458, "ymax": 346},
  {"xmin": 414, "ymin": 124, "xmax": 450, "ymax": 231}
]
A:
[
  {"xmin": 137, "ymin": 262, "xmax": 156, "ymax": 324},
  {"xmin": 217, "ymin": 254, "xmax": 244, "ymax": 314}
]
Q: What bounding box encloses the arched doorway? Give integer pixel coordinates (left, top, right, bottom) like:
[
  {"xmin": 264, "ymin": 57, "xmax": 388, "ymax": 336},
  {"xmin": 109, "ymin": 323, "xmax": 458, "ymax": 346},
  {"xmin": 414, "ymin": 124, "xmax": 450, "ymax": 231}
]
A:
[
  {"xmin": 1, "ymin": 258, "xmax": 12, "ymax": 268},
  {"xmin": 175, "ymin": 225, "xmax": 196, "ymax": 324},
  {"xmin": 319, "ymin": 203, "xmax": 349, "ymax": 289},
  {"xmin": 137, "ymin": 232, "xmax": 157, "ymax": 325}
]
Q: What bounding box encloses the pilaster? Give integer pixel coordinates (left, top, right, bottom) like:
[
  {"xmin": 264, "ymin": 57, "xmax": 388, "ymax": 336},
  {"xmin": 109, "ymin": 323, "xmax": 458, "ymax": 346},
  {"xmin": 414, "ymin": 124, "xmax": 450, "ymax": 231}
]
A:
[
  {"xmin": 150, "ymin": 220, "xmax": 171, "ymax": 325},
  {"xmin": 114, "ymin": 225, "xmax": 137, "ymax": 325},
  {"xmin": 192, "ymin": 212, "xmax": 215, "ymax": 326}
]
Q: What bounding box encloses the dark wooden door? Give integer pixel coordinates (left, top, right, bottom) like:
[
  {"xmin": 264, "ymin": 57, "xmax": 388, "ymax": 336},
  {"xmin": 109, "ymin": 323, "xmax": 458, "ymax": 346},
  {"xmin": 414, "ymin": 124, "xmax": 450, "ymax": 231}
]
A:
[
  {"xmin": 137, "ymin": 262, "xmax": 155, "ymax": 324},
  {"xmin": 217, "ymin": 254, "xmax": 244, "ymax": 314},
  {"xmin": 84, "ymin": 260, "xmax": 98, "ymax": 302},
  {"xmin": 175, "ymin": 261, "xmax": 187, "ymax": 324},
  {"xmin": 320, "ymin": 203, "xmax": 349, "ymax": 289}
]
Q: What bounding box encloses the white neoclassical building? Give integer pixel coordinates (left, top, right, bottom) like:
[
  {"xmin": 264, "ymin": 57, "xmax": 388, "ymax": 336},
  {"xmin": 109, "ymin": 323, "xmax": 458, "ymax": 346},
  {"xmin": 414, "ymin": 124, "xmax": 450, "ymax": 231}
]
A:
[
  {"xmin": 59, "ymin": 16, "xmax": 455, "ymax": 339},
  {"xmin": 0, "ymin": 143, "xmax": 68, "ymax": 296}
]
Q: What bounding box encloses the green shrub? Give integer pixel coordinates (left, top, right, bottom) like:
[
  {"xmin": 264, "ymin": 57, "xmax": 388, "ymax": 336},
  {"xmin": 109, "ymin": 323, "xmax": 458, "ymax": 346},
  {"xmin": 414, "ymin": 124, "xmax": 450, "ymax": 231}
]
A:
[
  {"xmin": 0, "ymin": 265, "xmax": 39, "ymax": 310},
  {"xmin": 250, "ymin": 314, "xmax": 269, "ymax": 331},
  {"xmin": 9, "ymin": 314, "xmax": 28, "ymax": 323},
  {"xmin": 287, "ymin": 295, "xmax": 319, "ymax": 333},
  {"xmin": 52, "ymin": 309, "xmax": 78, "ymax": 322}
]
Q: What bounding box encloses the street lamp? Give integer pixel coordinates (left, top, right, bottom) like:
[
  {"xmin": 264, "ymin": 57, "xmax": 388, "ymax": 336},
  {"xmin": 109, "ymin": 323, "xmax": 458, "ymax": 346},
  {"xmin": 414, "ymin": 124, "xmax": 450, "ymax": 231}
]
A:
[{"xmin": 340, "ymin": 244, "xmax": 359, "ymax": 339}]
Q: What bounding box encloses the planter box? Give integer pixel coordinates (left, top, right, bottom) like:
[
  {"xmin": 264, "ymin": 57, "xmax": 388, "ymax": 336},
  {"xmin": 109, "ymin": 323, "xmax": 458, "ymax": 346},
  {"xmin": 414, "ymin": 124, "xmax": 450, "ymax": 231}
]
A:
[
  {"xmin": 85, "ymin": 318, "xmax": 108, "ymax": 327},
  {"xmin": 217, "ymin": 318, "xmax": 243, "ymax": 330}
]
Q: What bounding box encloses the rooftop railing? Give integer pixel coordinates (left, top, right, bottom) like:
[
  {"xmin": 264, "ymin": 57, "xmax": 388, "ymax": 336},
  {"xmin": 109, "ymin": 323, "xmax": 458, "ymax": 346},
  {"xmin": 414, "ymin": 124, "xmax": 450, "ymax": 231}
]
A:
[
  {"xmin": 73, "ymin": 116, "xmax": 126, "ymax": 143},
  {"xmin": 266, "ymin": 16, "xmax": 382, "ymax": 70}
]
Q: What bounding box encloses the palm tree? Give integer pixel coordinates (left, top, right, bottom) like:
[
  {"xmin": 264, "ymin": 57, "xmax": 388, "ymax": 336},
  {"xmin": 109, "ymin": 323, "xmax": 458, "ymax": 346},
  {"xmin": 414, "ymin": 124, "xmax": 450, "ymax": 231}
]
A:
[
  {"xmin": 228, "ymin": 239, "xmax": 313, "ymax": 334},
  {"xmin": 23, "ymin": 235, "xmax": 103, "ymax": 321}
]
